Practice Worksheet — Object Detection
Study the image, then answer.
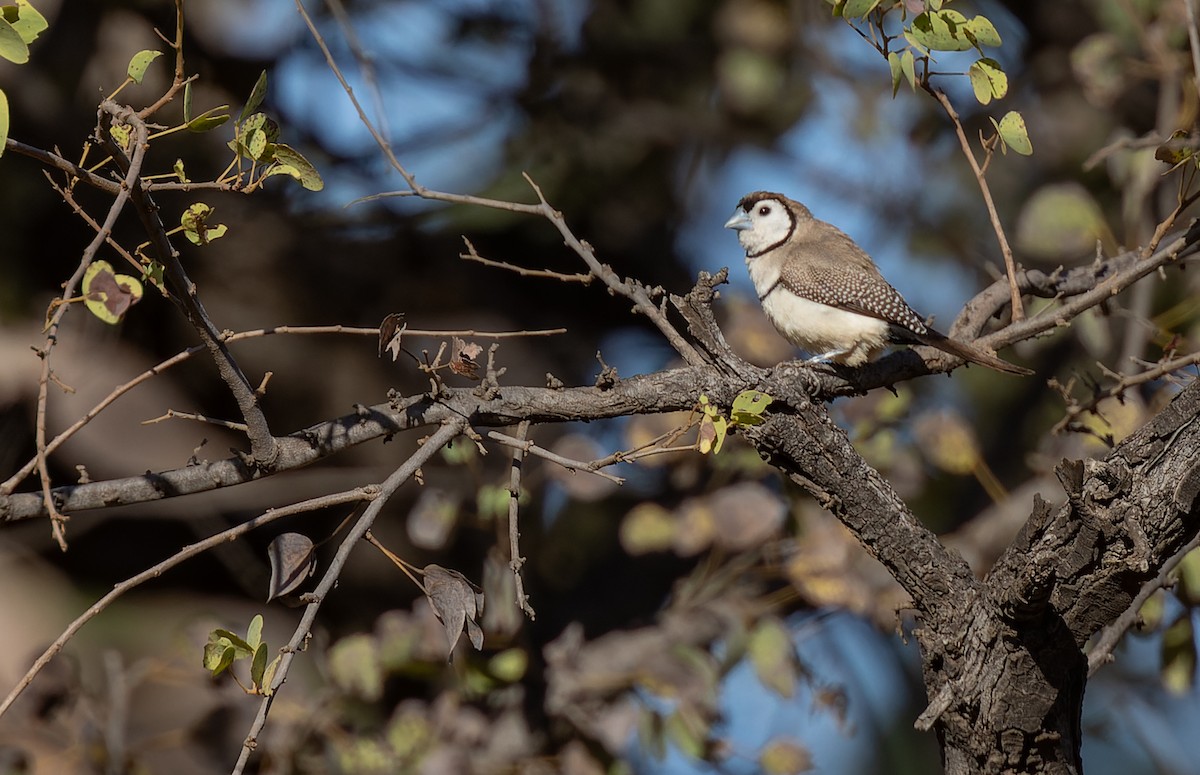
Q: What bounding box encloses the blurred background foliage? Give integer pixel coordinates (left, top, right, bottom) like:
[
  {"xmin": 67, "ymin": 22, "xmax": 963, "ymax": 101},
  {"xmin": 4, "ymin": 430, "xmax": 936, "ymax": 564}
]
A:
[{"xmin": 0, "ymin": 0, "xmax": 1199, "ymax": 773}]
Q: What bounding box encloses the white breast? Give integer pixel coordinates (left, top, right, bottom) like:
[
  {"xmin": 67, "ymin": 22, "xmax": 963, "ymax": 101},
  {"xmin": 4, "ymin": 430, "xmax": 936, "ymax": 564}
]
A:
[{"xmin": 749, "ymin": 258, "xmax": 890, "ymax": 366}]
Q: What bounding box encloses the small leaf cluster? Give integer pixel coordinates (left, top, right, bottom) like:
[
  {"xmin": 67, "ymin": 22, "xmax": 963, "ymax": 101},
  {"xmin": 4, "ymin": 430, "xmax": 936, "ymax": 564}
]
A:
[
  {"xmin": 697, "ymin": 390, "xmax": 773, "ymax": 455},
  {"xmin": 203, "ymin": 614, "xmax": 281, "ymax": 696},
  {"xmin": 0, "ymin": 0, "xmax": 49, "ymax": 157},
  {"xmin": 834, "ymin": 0, "xmax": 1032, "ymax": 156}
]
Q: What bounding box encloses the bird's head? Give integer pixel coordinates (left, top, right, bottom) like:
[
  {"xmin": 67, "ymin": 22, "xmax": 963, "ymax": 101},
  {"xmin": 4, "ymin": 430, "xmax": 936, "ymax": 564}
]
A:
[{"xmin": 723, "ymin": 191, "xmax": 809, "ymax": 258}]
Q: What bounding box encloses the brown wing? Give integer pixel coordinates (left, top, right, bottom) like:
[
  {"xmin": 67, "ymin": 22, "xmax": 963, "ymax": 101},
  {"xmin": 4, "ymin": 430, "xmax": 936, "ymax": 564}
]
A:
[{"xmin": 776, "ymin": 227, "xmax": 930, "ymax": 336}]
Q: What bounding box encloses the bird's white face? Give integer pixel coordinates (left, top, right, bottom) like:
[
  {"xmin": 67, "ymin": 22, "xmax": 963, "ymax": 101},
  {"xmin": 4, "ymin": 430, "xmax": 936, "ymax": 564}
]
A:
[{"xmin": 723, "ymin": 197, "xmax": 794, "ymax": 257}]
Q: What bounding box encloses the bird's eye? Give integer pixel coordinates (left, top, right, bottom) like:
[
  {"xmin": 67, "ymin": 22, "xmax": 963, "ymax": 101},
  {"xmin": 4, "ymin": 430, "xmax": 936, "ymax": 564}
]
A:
[{"xmin": 758, "ymin": 205, "xmax": 771, "ymax": 216}]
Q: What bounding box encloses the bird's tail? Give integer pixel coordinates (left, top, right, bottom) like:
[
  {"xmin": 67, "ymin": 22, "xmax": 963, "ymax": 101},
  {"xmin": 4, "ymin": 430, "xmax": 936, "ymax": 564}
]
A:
[{"xmin": 913, "ymin": 329, "xmax": 1033, "ymax": 376}]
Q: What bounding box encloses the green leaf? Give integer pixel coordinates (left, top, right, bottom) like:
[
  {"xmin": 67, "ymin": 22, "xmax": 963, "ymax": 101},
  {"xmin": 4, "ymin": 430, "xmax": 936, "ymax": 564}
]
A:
[
  {"xmin": 186, "ymin": 106, "xmax": 229, "ymax": 133},
  {"xmin": 887, "ymin": 51, "xmax": 902, "ymax": 96},
  {"xmin": 0, "ymin": 88, "xmax": 8, "ymax": 159},
  {"xmin": 968, "ymin": 58, "xmax": 1007, "ymax": 105},
  {"xmin": 239, "ymin": 70, "xmax": 268, "ymax": 124},
  {"xmin": 173, "ymin": 158, "xmax": 188, "ymax": 183},
  {"xmin": 3, "ymin": 1, "xmax": 48, "ymax": 45},
  {"xmin": 990, "ymin": 110, "xmax": 1033, "ymax": 155},
  {"xmin": 182, "ymin": 80, "xmax": 193, "ymax": 122},
  {"xmin": 965, "ymin": 15, "xmax": 1002, "ymax": 48},
  {"xmin": 841, "ymin": 0, "xmax": 882, "ymax": 18},
  {"xmin": 250, "ymin": 642, "xmax": 269, "ymax": 690},
  {"xmin": 211, "ymin": 628, "xmax": 254, "ymax": 657},
  {"xmin": 269, "ymin": 143, "xmax": 324, "ymax": 191},
  {"xmin": 126, "ymin": 49, "xmax": 163, "ymax": 84},
  {"xmin": 0, "ymin": 17, "xmax": 29, "ymax": 63}
]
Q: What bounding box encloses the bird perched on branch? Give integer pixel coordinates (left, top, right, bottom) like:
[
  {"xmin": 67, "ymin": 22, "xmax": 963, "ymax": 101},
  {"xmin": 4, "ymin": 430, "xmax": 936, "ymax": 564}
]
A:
[{"xmin": 724, "ymin": 191, "xmax": 1031, "ymax": 376}]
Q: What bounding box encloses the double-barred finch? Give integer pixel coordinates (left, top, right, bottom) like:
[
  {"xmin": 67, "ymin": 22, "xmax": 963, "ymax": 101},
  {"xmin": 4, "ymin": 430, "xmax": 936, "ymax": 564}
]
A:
[{"xmin": 724, "ymin": 191, "xmax": 1031, "ymax": 376}]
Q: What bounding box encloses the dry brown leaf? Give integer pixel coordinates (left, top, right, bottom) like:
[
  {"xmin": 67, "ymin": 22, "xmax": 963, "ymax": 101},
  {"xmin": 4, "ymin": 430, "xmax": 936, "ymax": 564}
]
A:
[{"xmin": 424, "ymin": 564, "xmax": 485, "ymax": 658}]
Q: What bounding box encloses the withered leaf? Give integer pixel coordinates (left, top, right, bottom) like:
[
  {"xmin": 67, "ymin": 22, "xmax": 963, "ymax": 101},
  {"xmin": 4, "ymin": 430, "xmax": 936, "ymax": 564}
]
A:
[
  {"xmin": 379, "ymin": 312, "xmax": 406, "ymax": 360},
  {"xmin": 266, "ymin": 532, "xmax": 316, "ymax": 601},
  {"xmin": 448, "ymin": 336, "xmax": 483, "ymax": 380},
  {"xmin": 423, "ymin": 563, "xmax": 484, "ymax": 658}
]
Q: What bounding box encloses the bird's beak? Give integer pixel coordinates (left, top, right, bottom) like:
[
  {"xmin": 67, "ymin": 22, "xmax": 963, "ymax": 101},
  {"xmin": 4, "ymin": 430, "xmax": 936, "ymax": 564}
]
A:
[{"xmin": 723, "ymin": 209, "xmax": 752, "ymax": 231}]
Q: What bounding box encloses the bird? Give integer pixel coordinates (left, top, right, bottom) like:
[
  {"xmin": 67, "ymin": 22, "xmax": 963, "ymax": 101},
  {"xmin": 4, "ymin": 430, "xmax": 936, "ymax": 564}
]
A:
[{"xmin": 723, "ymin": 191, "xmax": 1032, "ymax": 376}]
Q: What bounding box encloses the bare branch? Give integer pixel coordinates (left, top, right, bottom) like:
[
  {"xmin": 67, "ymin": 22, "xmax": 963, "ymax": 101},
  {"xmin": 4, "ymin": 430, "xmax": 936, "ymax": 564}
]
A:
[
  {"xmin": 231, "ymin": 420, "xmax": 465, "ymax": 775},
  {"xmin": 505, "ymin": 421, "xmax": 536, "ymax": 619},
  {"xmin": 0, "ymin": 487, "xmax": 377, "ymax": 720},
  {"xmin": 928, "ymin": 88, "xmax": 1025, "ymax": 321}
]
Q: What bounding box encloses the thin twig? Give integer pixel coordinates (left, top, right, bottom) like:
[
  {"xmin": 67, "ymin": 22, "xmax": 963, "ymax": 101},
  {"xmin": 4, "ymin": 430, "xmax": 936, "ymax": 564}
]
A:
[
  {"xmin": 142, "ymin": 409, "xmax": 249, "ymax": 431},
  {"xmin": 461, "ymin": 237, "xmax": 593, "ymax": 284},
  {"xmin": 929, "ymin": 88, "xmax": 1025, "ymax": 321},
  {"xmin": 135, "ymin": 0, "xmax": 189, "ymax": 120},
  {"xmin": 485, "ymin": 430, "xmax": 625, "ymax": 484},
  {"xmin": 0, "ymin": 487, "xmax": 377, "ymax": 719},
  {"xmin": 230, "ymin": 420, "xmax": 464, "ymax": 775},
  {"xmin": 1087, "ymin": 530, "xmax": 1200, "ymax": 675},
  {"xmin": 1053, "ymin": 350, "xmax": 1200, "ymax": 435}
]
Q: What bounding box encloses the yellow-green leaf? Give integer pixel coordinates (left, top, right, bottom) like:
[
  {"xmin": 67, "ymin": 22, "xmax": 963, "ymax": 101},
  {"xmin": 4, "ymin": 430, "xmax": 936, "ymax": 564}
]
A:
[
  {"xmin": 968, "ymin": 58, "xmax": 1007, "ymax": 105},
  {"xmin": 731, "ymin": 390, "xmax": 772, "ymax": 425},
  {"xmin": 909, "ymin": 9, "xmax": 972, "ymax": 52},
  {"xmin": 0, "ymin": 16, "xmax": 29, "ymax": 63},
  {"xmin": 991, "ymin": 110, "xmax": 1033, "ymax": 156},
  {"xmin": 0, "ymin": 88, "xmax": 8, "ymax": 158},
  {"xmin": 748, "ymin": 617, "xmax": 797, "ymax": 698},
  {"xmin": 3, "ymin": 1, "xmax": 47, "ymax": 45},
  {"xmin": 181, "ymin": 203, "xmax": 228, "ymax": 245},
  {"xmin": 1161, "ymin": 615, "xmax": 1196, "ymax": 695},
  {"xmin": 82, "ymin": 260, "xmax": 143, "ymax": 324},
  {"xmin": 247, "ymin": 127, "xmax": 268, "ymax": 160},
  {"xmin": 965, "ymin": 15, "xmax": 1001, "ymax": 47},
  {"xmin": 246, "ymin": 614, "xmax": 264, "ymax": 650},
  {"xmin": 759, "ymin": 738, "xmax": 812, "ymax": 775},
  {"xmin": 126, "ymin": 49, "xmax": 163, "ymax": 84},
  {"xmin": 900, "ymin": 49, "xmax": 916, "ymax": 91},
  {"xmin": 841, "ymin": 0, "xmax": 882, "ymax": 18}
]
